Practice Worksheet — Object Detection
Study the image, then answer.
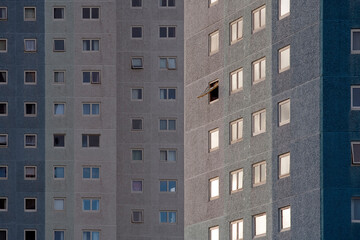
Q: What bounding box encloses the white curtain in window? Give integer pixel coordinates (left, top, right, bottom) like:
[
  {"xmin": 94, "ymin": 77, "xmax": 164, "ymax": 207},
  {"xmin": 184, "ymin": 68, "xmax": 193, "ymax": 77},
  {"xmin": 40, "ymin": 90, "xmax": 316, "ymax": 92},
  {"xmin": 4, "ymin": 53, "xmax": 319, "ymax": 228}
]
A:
[
  {"xmin": 211, "ymin": 228, "xmax": 219, "ymax": 240},
  {"xmin": 54, "ymin": 199, "xmax": 64, "ymax": 210},
  {"xmin": 260, "ymin": 7, "xmax": 266, "ymax": 27},
  {"xmin": 210, "ymin": 179, "xmax": 219, "ymax": 197},
  {"xmin": 280, "ymin": 155, "xmax": 290, "ymax": 175},
  {"xmin": 210, "ymin": 32, "xmax": 219, "ymax": 53},
  {"xmin": 168, "ymin": 58, "xmax": 176, "ymax": 69},
  {"xmin": 168, "ymin": 151, "xmax": 176, "ymax": 161},
  {"xmin": 237, "ymin": 70, "xmax": 243, "ymax": 89},
  {"xmin": 160, "ymin": 58, "xmax": 167, "ymax": 69},
  {"xmin": 160, "ymin": 89, "xmax": 167, "ymax": 99},
  {"xmin": 231, "ymin": 72, "xmax": 237, "ymax": 91},
  {"xmin": 255, "ymin": 214, "xmax": 266, "ymax": 235},
  {"xmin": 253, "ymin": 11, "xmax": 260, "ymax": 30},
  {"xmin": 280, "ymin": 0, "xmax": 290, "ymax": 17},
  {"xmin": 210, "ymin": 130, "xmax": 219, "ymax": 149},
  {"xmin": 54, "ymin": 104, "xmax": 64, "ymax": 115},
  {"xmin": 280, "ymin": 48, "xmax": 290, "ymax": 70},
  {"xmin": 260, "ymin": 111, "xmax": 266, "ymax": 131},
  {"xmin": 25, "ymin": 40, "xmax": 36, "ymax": 51},
  {"xmin": 169, "ymin": 212, "xmax": 176, "ymax": 223},
  {"xmin": 231, "ymin": 173, "xmax": 237, "ymax": 191},
  {"xmin": 54, "ymin": 72, "xmax": 64, "ymax": 83},
  {"xmin": 282, "ymin": 208, "xmax": 291, "ymax": 229},
  {"xmin": 231, "ymin": 23, "xmax": 237, "ymax": 42},
  {"xmin": 83, "ymin": 40, "xmax": 90, "ymax": 51},
  {"xmin": 92, "ymin": 40, "xmax": 99, "ymax": 51}
]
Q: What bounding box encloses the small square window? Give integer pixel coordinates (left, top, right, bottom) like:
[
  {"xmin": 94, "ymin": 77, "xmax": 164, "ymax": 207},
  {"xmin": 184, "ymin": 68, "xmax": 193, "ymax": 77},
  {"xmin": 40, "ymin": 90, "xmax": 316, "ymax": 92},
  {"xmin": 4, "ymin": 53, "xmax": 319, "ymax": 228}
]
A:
[
  {"xmin": 209, "ymin": 177, "xmax": 219, "ymax": 200},
  {"xmin": 131, "ymin": 26, "xmax": 143, "ymax": 39},
  {"xmin": 209, "ymin": 128, "xmax": 219, "ymax": 151},
  {"xmin": 24, "ymin": 166, "xmax": 37, "ymax": 180},
  {"xmin": 209, "ymin": 31, "xmax": 219, "ymax": 55},
  {"xmin": 132, "ymin": 209, "xmax": 144, "ymax": 223},
  {"xmin": 0, "ymin": 166, "xmax": 7, "ymax": 179},
  {"xmin": 24, "ymin": 39, "xmax": 37, "ymax": 52},
  {"xmin": 24, "ymin": 102, "xmax": 37, "ymax": 117},
  {"xmin": 131, "ymin": 119, "xmax": 143, "ymax": 131},
  {"xmin": 209, "ymin": 226, "xmax": 219, "ymax": 240},
  {"xmin": 159, "ymin": 57, "xmax": 176, "ymax": 69},
  {"xmin": 160, "ymin": 88, "xmax": 176, "ymax": 100},
  {"xmin": 131, "ymin": 180, "xmax": 143, "ymax": 193},
  {"xmin": 252, "ymin": 58, "xmax": 266, "ymax": 83},
  {"xmin": 132, "ymin": 0, "xmax": 142, "ymax": 7},
  {"xmin": 54, "ymin": 39, "xmax": 65, "ymax": 52},
  {"xmin": 0, "ymin": 102, "xmax": 7, "ymax": 116},
  {"xmin": 252, "ymin": 109, "xmax": 266, "ymax": 136},
  {"xmin": 252, "ymin": 5, "xmax": 266, "ymax": 33},
  {"xmin": 159, "ymin": 211, "xmax": 177, "ymax": 223},
  {"xmin": 82, "ymin": 7, "xmax": 99, "ymax": 19},
  {"xmin": 230, "ymin": 169, "xmax": 243, "ymax": 193},
  {"xmin": 351, "ymin": 86, "xmax": 360, "ymax": 110},
  {"xmin": 82, "ymin": 134, "xmax": 100, "ymax": 148},
  {"xmin": 253, "ymin": 161, "xmax": 266, "ymax": 186},
  {"xmin": 24, "ymin": 134, "xmax": 37, "ymax": 148},
  {"xmin": 279, "ymin": 0, "xmax": 290, "ymax": 19},
  {"xmin": 82, "ymin": 39, "xmax": 99, "ymax": 51},
  {"xmin": 53, "ymin": 134, "xmax": 65, "ymax": 147},
  {"xmin": 230, "ymin": 18, "xmax": 243, "ymax": 44},
  {"xmin": 279, "ymin": 153, "xmax": 290, "ymax": 178},
  {"xmin": 0, "ymin": 7, "xmax": 7, "ymax": 20},
  {"xmin": 82, "ymin": 231, "xmax": 99, "ymax": 240},
  {"xmin": 160, "ymin": 180, "xmax": 177, "ymax": 192},
  {"xmin": 83, "ymin": 166, "xmax": 100, "ymax": 179},
  {"xmin": 131, "ymin": 57, "xmax": 143, "ymax": 69},
  {"xmin": 82, "ymin": 71, "xmax": 100, "ymax": 84},
  {"xmin": 82, "ymin": 103, "xmax": 100, "ymax": 116},
  {"xmin": 82, "ymin": 198, "xmax": 100, "ymax": 211},
  {"xmin": 54, "ymin": 230, "xmax": 64, "ymax": 240},
  {"xmin": 279, "ymin": 99, "xmax": 290, "ymax": 126},
  {"xmin": 160, "ymin": 149, "xmax": 176, "ymax": 162},
  {"xmin": 24, "ymin": 198, "xmax": 37, "ymax": 212},
  {"xmin": 54, "ymin": 7, "xmax": 64, "ymax": 19},
  {"xmin": 230, "ymin": 68, "xmax": 243, "ymax": 93},
  {"xmin": 159, "ymin": 119, "xmax": 176, "ymax": 131},
  {"xmin": 351, "ymin": 29, "xmax": 360, "ymax": 54},
  {"xmin": 132, "ymin": 149, "xmax": 143, "ymax": 161},
  {"xmin": 0, "ymin": 39, "xmax": 7, "ymax": 52},
  {"xmin": 54, "ymin": 103, "xmax": 65, "ymax": 116},
  {"xmin": 24, "ymin": 7, "xmax": 36, "ymax": 21},
  {"xmin": 0, "ymin": 197, "xmax": 7, "ymax": 211},
  {"xmin": 230, "ymin": 119, "xmax": 243, "ymax": 143},
  {"xmin": 54, "ymin": 166, "xmax": 65, "ymax": 179},
  {"xmin": 279, "ymin": 45, "xmax": 290, "ymax": 72},
  {"xmin": 24, "ymin": 230, "xmax": 36, "ymax": 240},
  {"xmin": 160, "ymin": 0, "xmax": 175, "ymax": 7},
  {"xmin": 131, "ymin": 88, "xmax": 143, "ymax": 100},
  {"xmin": 0, "ymin": 134, "xmax": 8, "ymax": 147},
  {"xmin": 24, "ymin": 71, "xmax": 37, "ymax": 84},
  {"xmin": 280, "ymin": 206, "xmax": 291, "ymax": 231},
  {"xmin": 0, "ymin": 229, "xmax": 7, "ymax": 240},
  {"xmin": 159, "ymin": 26, "xmax": 176, "ymax": 38},
  {"xmin": 253, "ymin": 213, "xmax": 266, "ymax": 237},
  {"xmin": 54, "ymin": 198, "xmax": 64, "ymax": 210},
  {"xmin": 0, "ymin": 71, "xmax": 7, "ymax": 83},
  {"xmin": 231, "ymin": 219, "xmax": 243, "ymax": 240},
  {"xmin": 54, "ymin": 71, "xmax": 65, "ymax": 84}
]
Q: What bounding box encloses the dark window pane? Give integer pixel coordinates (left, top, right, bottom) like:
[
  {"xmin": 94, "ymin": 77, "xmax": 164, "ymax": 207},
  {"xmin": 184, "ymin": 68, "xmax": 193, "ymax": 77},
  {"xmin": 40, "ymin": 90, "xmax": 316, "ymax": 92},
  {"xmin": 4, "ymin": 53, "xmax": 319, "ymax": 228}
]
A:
[
  {"xmin": 353, "ymin": 143, "xmax": 360, "ymax": 163},
  {"xmin": 25, "ymin": 231, "xmax": 36, "ymax": 240},
  {"xmin": 92, "ymin": 72, "xmax": 100, "ymax": 83},
  {"xmin": 0, "ymin": 231, "xmax": 6, "ymax": 240},
  {"xmin": 168, "ymin": 89, "xmax": 176, "ymax": 99},
  {"xmin": 26, "ymin": 199, "xmax": 36, "ymax": 209},
  {"xmin": 160, "ymin": 181, "xmax": 167, "ymax": 192},
  {"xmin": 83, "ymin": 168, "xmax": 90, "ymax": 178},
  {"xmin": 160, "ymin": 0, "xmax": 167, "ymax": 6},
  {"xmin": 26, "ymin": 104, "xmax": 36, "ymax": 115},
  {"xmin": 25, "ymin": 72, "xmax": 36, "ymax": 83},
  {"xmin": 168, "ymin": 120, "xmax": 176, "ymax": 130},
  {"xmin": 354, "ymin": 199, "xmax": 360, "ymax": 220},
  {"xmin": 353, "ymin": 88, "xmax": 360, "ymax": 107},
  {"xmin": 91, "ymin": 8, "xmax": 99, "ymax": 19},
  {"xmin": 169, "ymin": 181, "xmax": 176, "ymax": 192},
  {"xmin": 92, "ymin": 168, "xmax": 99, "ymax": 178},
  {"xmin": 168, "ymin": 0, "xmax": 175, "ymax": 6},
  {"xmin": 159, "ymin": 27, "xmax": 167, "ymax": 38},
  {"xmin": 83, "ymin": 72, "xmax": 90, "ymax": 83},
  {"xmin": 132, "ymin": 119, "xmax": 142, "ymax": 130},
  {"xmin": 132, "ymin": 0, "xmax": 142, "ymax": 7},
  {"xmin": 0, "ymin": 72, "xmax": 6, "ymax": 82},
  {"xmin": 54, "ymin": 40, "xmax": 65, "ymax": 51},
  {"xmin": 168, "ymin": 27, "xmax": 176, "ymax": 37},
  {"xmin": 89, "ymin": 135, "xmax": 100, "ymax": 147},
  {"xmin": 82, "ymin": 8, "xmax": 90, "ymax": 19},
  {"xmin": 54, "ymin": 8, "xmax": 64, "ymax": 19},
  {"xmin": 54, "ymin": 135, "xmax": 65, "ymax": 147},
  {"xmin": 353, "ymin": 32, "xmax": 360, "ymax": 51},
  {"xmin": 132, "ymin": 27, "xmax": 142, "ymax": 38},
  {"xmin": 0, "ymin": 199, "xmax": 6, "ymax": 209},
  {"xmin": 132, "ymin": 150, "xmax": 142, "ymax": 160},
  {"xmin": 0, "ymin": 167, "xmax": 6, "ymax": 178},
  {"xmin": 82, "ymin": 135, "xmax": 88, "ymax": 147}
]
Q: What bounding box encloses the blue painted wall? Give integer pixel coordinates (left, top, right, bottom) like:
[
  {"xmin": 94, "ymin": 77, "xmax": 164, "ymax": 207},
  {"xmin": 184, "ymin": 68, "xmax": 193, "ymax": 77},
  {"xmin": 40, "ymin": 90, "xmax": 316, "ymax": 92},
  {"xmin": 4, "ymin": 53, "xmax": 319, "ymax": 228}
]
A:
[
  {"xmin": 0, "ymin": 1, "xmax": 45, "ymax": 239},
  {"xmin": 322, "ymin": 0, "xmax": 360, "ymax": 239}
]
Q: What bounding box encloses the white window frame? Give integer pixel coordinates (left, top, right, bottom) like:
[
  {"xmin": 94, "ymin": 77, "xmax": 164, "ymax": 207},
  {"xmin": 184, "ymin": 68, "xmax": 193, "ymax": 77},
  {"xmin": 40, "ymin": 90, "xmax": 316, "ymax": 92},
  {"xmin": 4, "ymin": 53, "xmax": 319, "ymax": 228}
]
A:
[
  {"xmin": 252, "ymin": 57, "xmax": 266, "ymax": 84},
  {"xmin": 253, "ymin": 213, "xmax": 267, "ymax": 237},
  {"xmin": 53, "ymin": 39, "xmax": 65, "ymax": 52},
  {"xmin": 131, "ymin": 118, "xmax": 143, "ymax": 131},
  {"xmin": 252, "ymin": 109, "xmax": 266, "ymax": 136},
  {"xmin": 279, "ymin": 45, "xmax": 290, "ymax": 73},
  {"xmin": 53, "ymin": 198, "xmax": 65, "ymax": 211},
  {"xmin": 159, "ymin": 210, "xmax": 177, "ymax": 224},
  {"xmin": 24, "ymin": 198, "xmax": 37, "ymax": 212},
  {"xmin": 159, "ymin": 0, "xmax": 175, "ymax": 7},
  {"xmin": 0, "ymin": 134, "xmax": 8, "ymax": 148},
  {"xmin": 24, "ymin": 229, "xmax": 37, "ymax": 240},
  {"xmin": 159, "ymin": 57, "xmax": 177, "ymax": 70},
  {"xmin": 24, "ymin": 7, "xmax": 36, "ymax": 21},
  {"xmin": 230, "ymin": 169, "xmax": 243, "ymax": 193},
  {"xmin": 160, "ymin": 179, "xmax": 177, "ymax": 193},
  {"xmin": 0, "ymin": 7, "xmax": 7, "ymax": 21},
  {"xmin": 24, "ymin": 39, "xmax": 37, "ymax": 52},
  {"xmin": 24, "ymin": 70, "xmax": 37, "ymax": 85},
  {"xmin": 54, "ymin": 230, "xmax": 65, "ymax": 240},
  {"xmin": 82, "ymin": 230, "xmax": 100, "ymax": 240},
  {"xmin": 0, "ymin": 102, "xmax": 8, "ymax": 116},
  {"xmin": 278, "ymin": 99, "xmax": 290, "ymax": 126},
  {"xmin": 82, "ymin": 39, "xmax": 100, "ymax": 52},
  {"xmin": 54, "ymin": 103, "xmax": 65, "ymax": 116},
  {"xmin": 53, "ymin": 134, "xmax": 65, "ymax": 148},
  {"xmin": 230, "ymin": 219, "xmax": 243, "ymax": 240},
  {"xmin": 131, "ymin": 179, "xmax": 143, "ymax": 193},
  {"xmin": 131, "ymin": 148, "xmax": 143, "ymax": 161},
  {"xmin": 252, "ymin": 161, "xmax": 266, "ymax": 187},
  {"xmin": 0, "ymin": 39, "xmax": 7, "ymax": 53},
  {"xmin": 209, "ymin": 128, "xmax": 219, "ymax": 151},
  {"xmin": 24, "ymin": 102, "xmax": 37, "ymax": 117},
  {"xmin": 0, "ymin": 165, "xmax": 8, "ymax": 179},
  {"xmin": 82, "ymin": 134, "xmax": 100, "ymax": 148},
  {"xmin": 209, "ymin": 226, "xmax": 219, "ymax": 240},
  {"xmin": 24, "ymin": 166, "xmax": 37, "ymax": 180},
  {"xmin": 82, "ymin": 71, "xmax": 100, "ymax": 84},
  {"xmin": 82, "ymin": 198, "xmax": 100, "ymax": 212},
  {"xmin": 53, "ymin": 166, "xmax": 65, "ymax": 179},
  {"xmin": 131, "ymin": 209, "xmax": 144, "ymax": 223},
  {"xmin": 82, "ymin": 166, "xmax": 100, "ymax": 180},
  {"xmin": 53, "ymin": 71, "xmax": 65, "ymax": 84},
  {"xmin": 351, "ymin": 86, "xmax": 360, "ymax": 110},
  {"xmin": 252, "ymin": 5, "xmax": 266, "ymax": 33},
  {"xmin": 279, "ymin": 0, "xmax": 290, "ymax": 19},
  {"xmin": 0, "ymin": 229, "xmax": 7, "ymax": 240},
  {"xmin": 209, "ymin": 177, "xmax": 219, "ymax": 200},
  {"xmin": 0, "ymin": 70, "xmax": 8, "ymax": 84},
  {"xmin": 82, "ymin": 7, "xmax": 100, "ymax": 20},
  {"xmin": 351, "ymin": 29, "xmax": 360, "ymax": 54},
  {"xmin": 230, "ymin": 18, "xmax": 243, "ymax": 45},
  {"xmin": 160, "ymin": 88, "xmax": 176, "ymax": 100},
  {"xmin": 159, "ymin": 26, "xmax": 176, "ymax": 38},
  {"xmin": 131, "ymin": 88, "xmax": 143, "ymax": 101},
  {"xmin": 159, "ymin": 118, "xmax": 176, "ymax": 131},
  {"xmin": 230, "ymin": 68, "xmax": 243, "ymax": 94},
  {"xmin": 280, "ymin": 206, "xmax": 291, "ymax": 231},
  {"xmin": 279, "ymin": 152, "xmax": 290, "ymax": 178},
  {"xmin": 209, "ymin": 30, "xmax": 219, "ymax": 55},
  {"xmin": 53, "ymin": 7, "xmax": 65, "ymax": 20},
  {"xmin": 230, "ymin": 118, "xmax": 243, "ymax": 144},
  {"xmin": 131, "ymin": 57, "xmax": 144, "ymax": 69},
  {"xmin": 160, "ymin": 149, "xmax": 177, "ymax": 162},
  {"xmin": 82, "ymin": 103, "xmax": 100, "ymax": 116},
  {"xmin": 24, "ymin": 134, "xmax": 37, "ymax": 148},
  {"xmin": 351, "ymin": 198, "xmax": 360, "ymax": 222},
  {"xmin": 131, "ymin": 26, "xmax": 143, "ymax": 39},
  {"xmin": 0, "ymin": 197, "xmax": 8, "ymax": 212}
]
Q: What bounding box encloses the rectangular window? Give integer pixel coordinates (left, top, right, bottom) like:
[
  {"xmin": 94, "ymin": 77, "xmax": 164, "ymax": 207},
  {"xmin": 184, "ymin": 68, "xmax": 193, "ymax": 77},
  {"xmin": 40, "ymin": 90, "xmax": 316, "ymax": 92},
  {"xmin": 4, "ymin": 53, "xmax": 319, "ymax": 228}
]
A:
[
  {"xmin": 230, "ymin": 18, "xmax": 243, "ymax": 44},
  {"xmin": 230, "ymin": 169, "xmax": 243, "ymax": 193},
  {"xmin": 160, "ymin": 180, "xmax": 176, "ymax": 192},
  {"xmin": 132, "ymin": 0, "xmax": 142, "ymax": 7},
  {"xmin": 230, "ymin": 68, "xmax": 243, "ymax": 93},
  {"xmin": 351, "ymin": 29, "xmax": 360, "ymax": 54},
  {"xmin": 279, "ymin": 45, "xmax": 290, "ymax": 72},
  {"xmin": 160, "ymin": 88, "xmax": 176, "ymax": 100},
  {"xmin": 209, "ymin": 128, "xmax": 219, "ymax": 151},
  {"xmin": 24, "ymin": 134, "xmax": 37, "ymax": 148},
  {"xmin": 82, "ymin": 39, "xmax": 99, "ymax": 51},
  {"xmin": 83, "ymin": 166, "xmax": 100, "ymax": 179},
  {"xmin": 160, "ymin": 149, "xmax": 176, "ymax": 162},
  {"xmin": 209, "ymin": 177, "xmax": 219, "ymax": 200},
  {"xmin": 24, "ymin": 71, "xmax": 37, "ymax": 84},
  {"xmin": 160, "ymin": 0, "xmax": 175, "ymax": 7},
  {"xmin": 24, "ymin": 102, "xmax": 37, "ymax": 117},
  {"xmin": 252, "ymin": 57, "xmax": 266, "ymax": 83},
  {"xmin": 53, "ymin": 134, "xmax": 65, "ymax": 147},
  {"xmin": 230, "ymin": 119, "xmax": 243, "ymax": 143},
  {"xmin": 24, "ymin": 7, "xmax": 36, "ymax": 21},
  {"xmin": 83, "ymin": 103, "xmax": 100, "ymax": 116},
  {"xmin": 54, "ymin": 166, "xmax": 65, "ymax": 179},
  {"xmin": 132, "ymin": 209, "xmax": 144, "ymax": 223},
  {"xmin": 252, "ymin": 109, "xmax": 266, "ymax": 136},
  {"xmin": 231, "ymin": 219, "xmax": 243, "ymax": 240},
  {"xmin": 82, "ymin": 134, "xmax": 100, "ymax": 148},
  {"xmin": 279, "ymin": 0, "xmax": 290, "ymax": 19},
  {"xmin": 24, "ymin": 166, "xmax": 37, "ymax": 180},
  {"xmin": 352, "ymin": 198, "xmax": 360, "ymax": 222},
  {"xmin": 0, "ymin": 102, "xmax": 7, "ymax": 116},
  {"xmin": 0, "ymin": 197, "xmax": 7, "ymax": 211},
  {"xmin": 252, "ymin": 5, "xmax": 266, "ymax": 33},
  {"xmin": 0, "ymin": 229, "xmax": 7, "ymax": 240},
  {"xmin": 53, "ymin": 39, "xmax": 65, "ymax": 52},
  {"xmin": 131, "ymin": 88, "xmax": 143, "ymax": 100},
  {"xmin": 53, "ymin": 7, "xmax": 65, "ymax": 19},
  {"xmin": 131, "ymin": 179, "xmax": 143, "ymax": 193},
  {"xmin": 253, "ymin": 161, "xmax": 266, "ymax": 186},
  {"xmin": 0, "ymin": 7, "xmax": 7, "ymax": 20},
  {"xmin": 159, "ymin": 26, "xmax": 176, "ymax": 38},
  {"xmin": 0, "ymin": 71, "xmax": 7, "ymax": 83},
  {"xmin": 24, "ymin": 198, "xmax": 37, "ymax": 212},
  {"xmin": 131, "ymin": 26, "xmax": 143, "ymax": 39},
  {"xmin": 54, "ymin": 71, "xmax": 65, "ymax": 84},
  {"xmin": 159, "ymin": 119, "xmax": 176, "ymax": 131},
  {"xmin": 82, "ymin": 199, "xmax": 100, "ymax": 211},
  {"xmin": 24, "ymin": 39, "xmax": 37, "ymax": 52},
  {"xmin": 24, "ymin": 230, "xmax": 36, "ymax": 240},
  {"xmin": 253, "ymin": 213, "xmax": 266, "ymax": 237},
  {"xmin": 160, "ymin": 57, "xmax": 176, "ymax": 70},
  {"xmin": 82, "ymin": 7, "xmax": 99, "ymax": 19},
  {"xmin": 351, "ymin": 142, "xmax": 360, "ymax": 164},
  {"xmin": 54, "ymin": 198, "xmax": 64, "ymax": 210},
  {"xmin": 351, "ymin": 86, "xmax": 360, "ymax": 110},
  {"xmin": 54, "ymin": 103, "xmax": 65, "ymax": 116},
  {"xmin": 132, "ymin": 149, "xmax": 143, "ymax": 161},
  {"xmin": 82, "ymin": 231, "xmax": 100, "ymax": 240},
  {"xmin": 208, "ymin": 80, "xmax": 219, "ymax": 103},
  {"xmin": 54, "ymin": 230, "xmax": 64, "ymax": 240},
  {"xmin": 209, "ymin": 226, "xmax": 219, "ymax": 240},
  {"xmin": 280, "ymin": 206, "xmax": 291, "ymax": 231},
  {"xmin": 279, "ymin": 99, "xmax": 290, "ymax": 126},
  {"xmin": 82, "ymin": 71, "xmax": 100, "ymax": 84},
  {"xmin": 0, "ymin": 166, "xmax": 8, "ymax": 179},
  {"xmin": 0, "ymin": 134, "xmax": 8, "ymax": 147},
  {"xmin": 131, "ymin": 57, "xmax": 143, "ymax": 69},
  {"xmin": 209, "ymin": 31, "xmax": 219, "ymax": 55},
  {"xmin": 0, "ymin": 39, "xmax": 7, "ymax": 52},
  {"xmin": 279, "ymin": 153, "xmax": 290, "ymax": 178},
  {"xmin": 131, "ymin": 118, "xmax": 143, "ymax": 131},
  {"xmin": 159, "ymin": 211, "xmax": 177, "ymax": 223}
]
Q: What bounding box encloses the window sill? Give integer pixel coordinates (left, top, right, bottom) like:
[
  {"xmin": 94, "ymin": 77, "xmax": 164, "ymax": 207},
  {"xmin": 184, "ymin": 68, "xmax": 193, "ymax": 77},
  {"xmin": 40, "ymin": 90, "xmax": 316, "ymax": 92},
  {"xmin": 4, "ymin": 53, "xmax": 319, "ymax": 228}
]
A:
[
  {"xmin": 279, "ymin": 121, "xmax": 290, "ymax": 127},
  {"xmin": 279, "ymin": 174, "xmax": 290, "ymax": 179},
  {"xmin": 252, "ymin": 27, "xmax": 265, "ymax": 34},
  {"xmin": 252, "ymin": 131, "xmax": 266, "ymax": 137},
  {"xmin": 253, "ymin": 181, "xmax": 266, "ymax": 187},
  {"xmin": 279, "ymin": 13, "xmax": 290, "ymax": 20}
]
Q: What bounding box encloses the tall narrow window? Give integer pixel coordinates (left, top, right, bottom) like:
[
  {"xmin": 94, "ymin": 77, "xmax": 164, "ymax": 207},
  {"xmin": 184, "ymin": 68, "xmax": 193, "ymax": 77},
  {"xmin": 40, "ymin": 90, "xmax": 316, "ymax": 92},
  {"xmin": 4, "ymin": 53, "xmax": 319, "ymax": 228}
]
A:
[
  {"xmin": 209, "ymin": 128, "xmax": 219, "ymax": 151},
  {"xmin": 230, "ymin": 68, "xmax": 243, "ymax": 93},
  {"xmin": 0, "ymin": 102, "xmax": 7, "ymax": 116},
  {"xmin": 252, "ymin": 6, "xmax": 266, "ymax": 33},
  {"xmin": 351, "ymin": 86, "xmax": 360, "ymax": 110},
  {"xmin": 209, "ymin": 177, "xmax": 219, "ymax": 200},
  {"xmin": 0, "ymin": 166, "xmax": 7, "ymax": 179},
  {"xmin": 230, "ymin": 169, "xmax": 243, "ymax": 193},
  {"xmin": 209, "ymin": 80, "xmax": 219, "ymax": 103},
  {"xmin": 351, "ymin": 29, "xmax": 360, "ymax": 54},
  {"xmin": 0, "ymin": 197, "xmax": 7, "ymax": 211},
  {"xmin": 279, "ymin": 153, "xmax": 290, "ymax": 178},
  {"xmin": 230, "ymin": 119, "xmax": 243, "ymax": 143},
  {"xmin": 0, "ymin": 134, "xmax": 8, "ymax": 147},
  {"xmin": 0, "ymin": 7, "xmax": 7, "ymax": 20},
  {"xmin": 252, "ymin": 58, "xmax": 266, "ymax": 83},
  {"xmin": 352, "ymin": 198, "xmax": 360, "ymax": 222},
  {"xmin": 253, "ymin": 213, "xmax": 266, "ymax": 237},
  {"xmin": 279, "ymin": 45, "xmax": 290, "ymax": 72},
  {"xmin": 0, "ymin": 71, "xmax": 7, "ymax": 83},
  {"xmin": 209, "ymin": 226, "xmax": 219, "ymax": 240},
  {"xmin": 252, "ymin": 109, "xmax": 266, "ymax": 136},
  {"xmin": 351, "ymin": 142, "xmax": 360, "ymax": 165},
  {"xmin": 253, "ymin": 161, "xmax": 266, "ymax": 186},
  {"xmin": 279, "ymin": 0, "xmax": 290, "ymax": 19},
  {"xmin": 280, "ymin": 206, "xmax": 291, "ymax": 231},
  {"xmin": 0, "ymin": 39, "xmax": 7, "ymax": 52},
  {"xmin": 0, "ymin": 230, "xmax": 7, "ymax": 240},
  {"xmin": 231, "ymin": 219, "xmax": 243, "ymax": 240},
  {"xmin": 209, "ymin": 31, "xmax": 219, "ymax": 55},
  {"xmin": 278, "ymin": 99, "xmax": 290, "ymax": 126},
  {"xmin": 230, "ymin": 18, "xmax": 243, "ymax": 44}
]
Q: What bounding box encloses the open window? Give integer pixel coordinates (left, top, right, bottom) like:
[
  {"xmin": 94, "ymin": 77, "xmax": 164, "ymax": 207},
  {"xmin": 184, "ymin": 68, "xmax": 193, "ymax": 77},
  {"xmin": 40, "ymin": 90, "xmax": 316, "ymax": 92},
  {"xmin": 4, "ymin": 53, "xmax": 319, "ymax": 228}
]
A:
[{"xmin": 198, "ymin": 80, "xmax": 219, "ymax": 103}]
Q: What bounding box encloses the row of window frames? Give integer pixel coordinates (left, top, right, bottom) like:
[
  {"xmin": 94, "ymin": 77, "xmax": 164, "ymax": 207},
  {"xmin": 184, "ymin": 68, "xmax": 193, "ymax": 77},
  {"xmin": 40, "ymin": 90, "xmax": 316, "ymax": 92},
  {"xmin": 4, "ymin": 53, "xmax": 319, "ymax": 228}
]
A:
[
  {"xmin": 0, "ymin": 229, "xmax": 81, "ymax": 240},
  {"xmin": 209, "ymin": 207, "xmax": 291, "ymax": 240},
  {"xmin": 131, "ymin": 0, "xmax": 175, "ymax": 8},
  {"xmin": 131, "ymin": 210, "xmax": 177, "ymax": 224}
]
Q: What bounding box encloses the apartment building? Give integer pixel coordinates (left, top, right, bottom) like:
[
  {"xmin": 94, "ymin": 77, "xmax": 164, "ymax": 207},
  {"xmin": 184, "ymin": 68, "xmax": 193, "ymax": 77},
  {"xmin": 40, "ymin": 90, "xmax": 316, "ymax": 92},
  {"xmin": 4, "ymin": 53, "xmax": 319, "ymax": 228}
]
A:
[
  {"xmin": 0, "ymin": 0, "xmax": 183, "ymax": 239},
  {"xmin": 184, "ymin": 0, "xmax": 360, "ymax": 239}
]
